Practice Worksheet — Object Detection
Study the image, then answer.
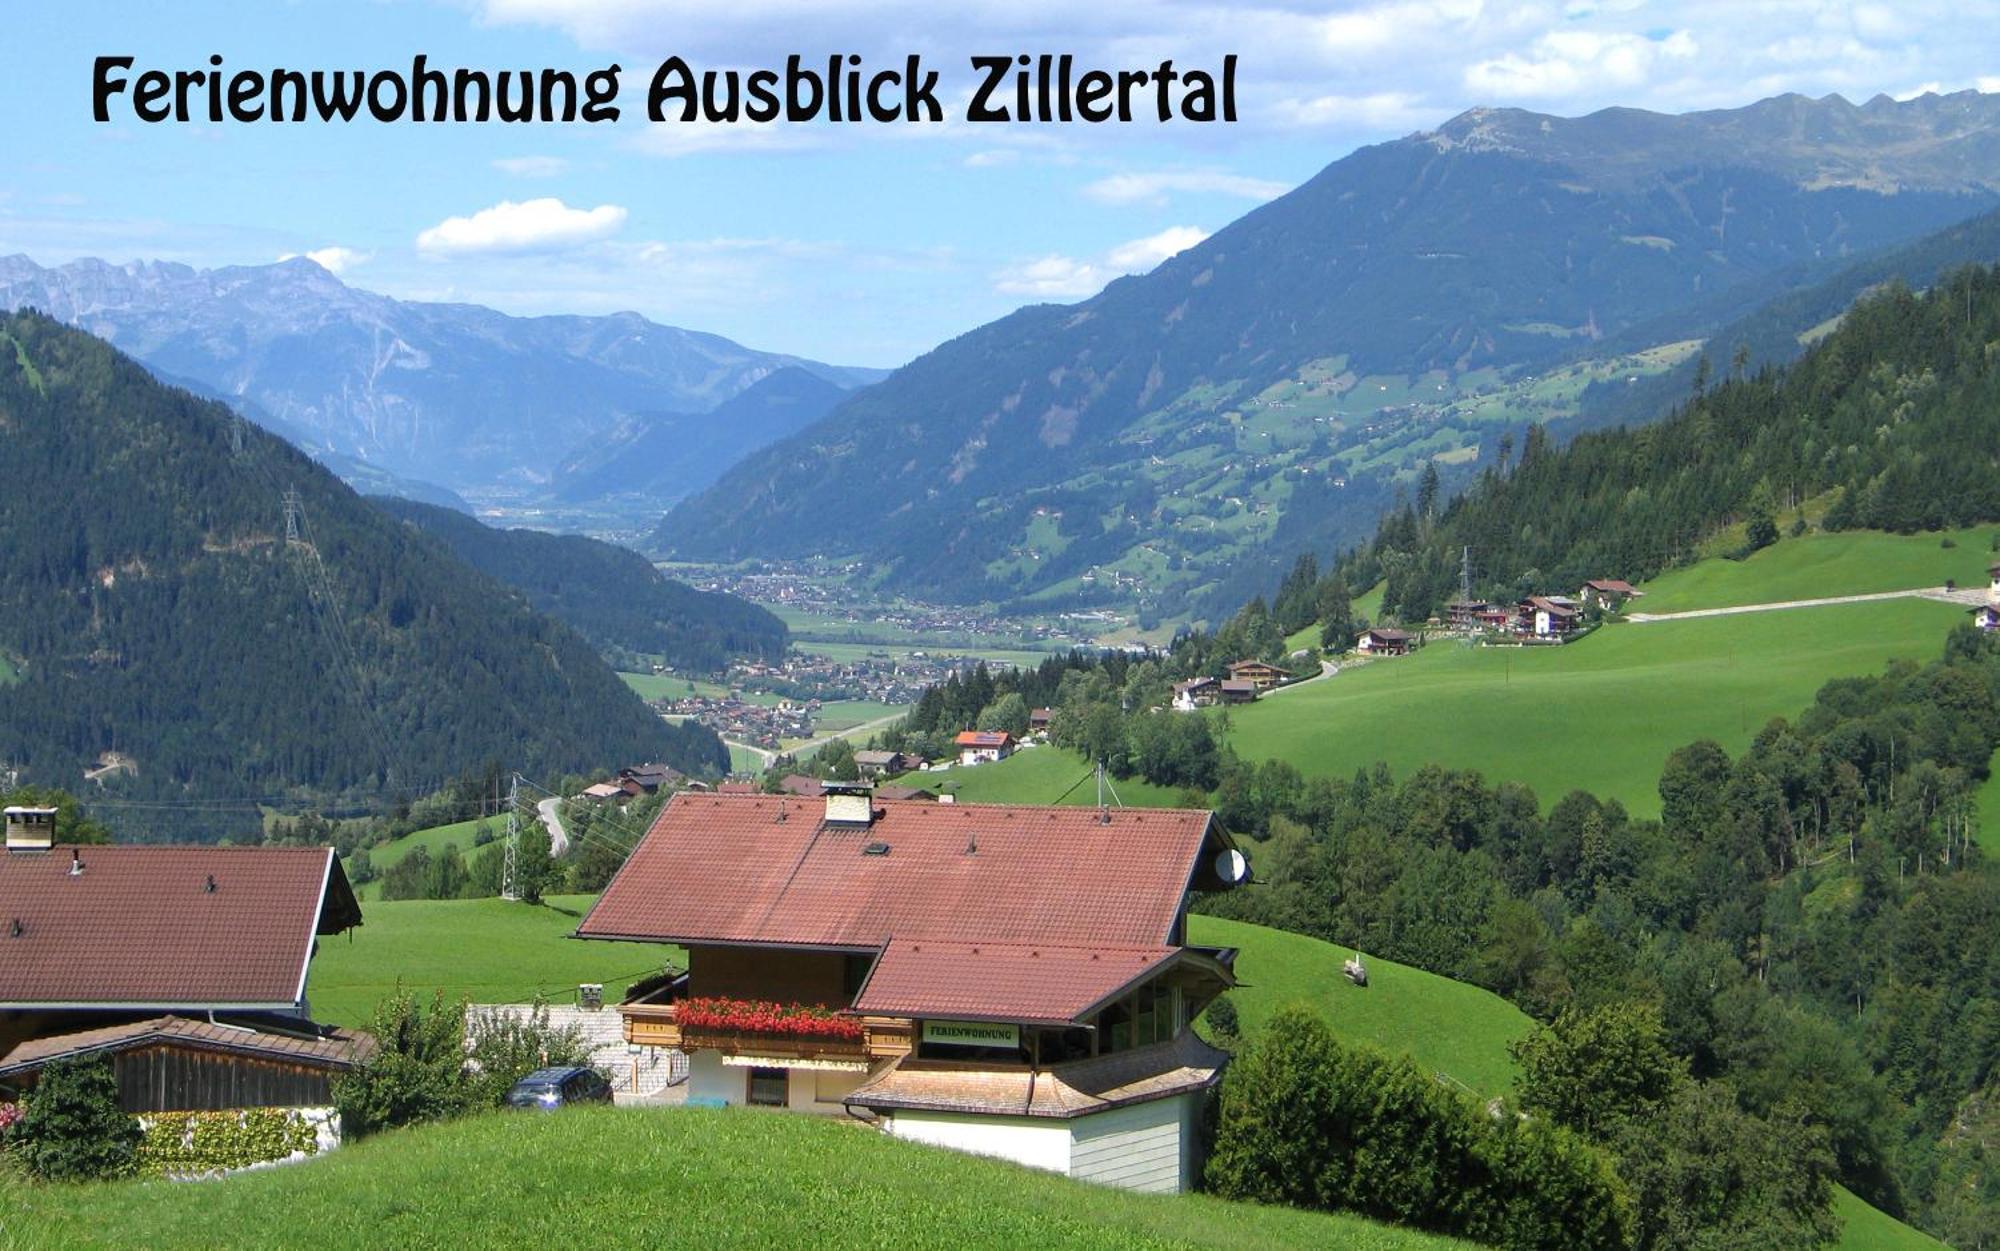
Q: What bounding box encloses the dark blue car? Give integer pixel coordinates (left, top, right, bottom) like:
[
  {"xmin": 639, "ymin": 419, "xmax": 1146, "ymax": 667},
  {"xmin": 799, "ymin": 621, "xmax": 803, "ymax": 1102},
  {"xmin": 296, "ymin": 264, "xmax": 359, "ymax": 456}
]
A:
[{"xmin": 506, "ymin": 1066, "xmax": 613, "ymax": 1110}]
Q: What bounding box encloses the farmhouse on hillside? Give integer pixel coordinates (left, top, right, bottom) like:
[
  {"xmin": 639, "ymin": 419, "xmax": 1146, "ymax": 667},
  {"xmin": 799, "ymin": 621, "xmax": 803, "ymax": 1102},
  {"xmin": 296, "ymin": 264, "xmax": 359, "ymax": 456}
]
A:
[
  {"xmin": 1171, "ymin": 677, "xmax": 1219, "ymax": 711},
  {"xmin": 1356, "ymin": 627, "xmax": 1414, "ymax": 656},
  {"xmin": 953, "ymin": 730, "xmax": 1014, "ymax": 765},
  {"xmin": 1225, "ymin": 660, "xmax": 1290, "ymax": 690},
  {"xmin": 1218, "ymin": 679, "xmax": 1259, "ymax": 705},
  {"xmin": 0, "ymin": 807, "xmax": 365, "ymax": 1116},
  {"xmin": 1973, "ymin": 604, "xmax": 2000, "ymax": 632},
  {"xmin": 855, "ymin": 749, "xmax": 922, "ymax": 778},
  {"xmin": 577, "ymin": 785, "xmax": 1249, "ymax": 1192},
  {"xmin": 1579, "ymin": 579, "xmax": 1642, "ymax": 610},
  {"xmin": 1519, "ymin": 596, "xmax": 1580, "ymax": 637}
]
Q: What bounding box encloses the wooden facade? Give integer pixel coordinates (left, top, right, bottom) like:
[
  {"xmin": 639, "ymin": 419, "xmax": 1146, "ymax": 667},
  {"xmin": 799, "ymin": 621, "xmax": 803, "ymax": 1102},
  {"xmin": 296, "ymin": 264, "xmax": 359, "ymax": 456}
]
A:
[{"xmin": 112, "ymin": 1043, "xmax": 338, "ymax": 1113}]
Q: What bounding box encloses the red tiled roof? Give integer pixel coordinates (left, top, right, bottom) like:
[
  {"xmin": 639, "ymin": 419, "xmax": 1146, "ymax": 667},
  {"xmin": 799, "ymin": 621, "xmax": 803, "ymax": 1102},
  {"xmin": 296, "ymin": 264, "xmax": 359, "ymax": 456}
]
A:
[
  {"xmin": 850, "ymin": 939, "xmax": 1178, "ymax": 1025},
  {"xmin": 578, "ymin": 795, "xmax": 1218, "ymax": 951},
  {"xmin": 0, "ymin": 846, "xmax": 357, "ymax": 1009},
  {"xmin": 0, "ymin": 1015, "xmax": 370, "ymax": 1076},
  {"xmin": 953, "ymin": 731, "xmax": 1012, "ymax": 748}
]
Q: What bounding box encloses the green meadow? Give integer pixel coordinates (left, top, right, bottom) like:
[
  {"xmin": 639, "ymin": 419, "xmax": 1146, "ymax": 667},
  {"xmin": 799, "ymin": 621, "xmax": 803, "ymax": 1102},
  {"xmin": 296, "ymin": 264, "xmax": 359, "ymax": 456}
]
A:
[
  {"xmin": 1191, "ymin": 915, "xmax": 1529, "ymax": 1098},
  {"xmin": 926, "ymin": 745, "xmax": 1195, "ymax": 808},
  {"xmin": 344, "ymin": 813, "xmax": 499, "ymax": 902},
  {"xmin": 1636, "ymin": 527, "xmax": 1999, "ymax": 612},
  {"xmin": 1230, "ymin": 597, "xmax": 1965, "ymax": 819},
  {"xmin": 306, "ymin": 894, "xmax": 676, "ymax": 1028},
  {"xmin": 0, "ymin": 1106, "xmax": 1468, "ymax": 1251}
]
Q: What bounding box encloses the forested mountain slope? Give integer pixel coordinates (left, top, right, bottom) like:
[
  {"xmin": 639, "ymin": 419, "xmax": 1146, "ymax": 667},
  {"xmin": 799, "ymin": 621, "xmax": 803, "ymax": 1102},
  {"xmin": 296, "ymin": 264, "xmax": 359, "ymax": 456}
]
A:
[
  {"xmin": 372, "ymin": 498, "xmax": 786, "ymax": 673},
  {"xmin": 0, "ymin": 313, "xmax": 724, "ymax": 839},
  {"xmin": 655, "ymin": 91, "xmax": 2000, "ymax": 616},
  {"xmin": 1356, "ymin": 263, "xmax": 2000, "ymax": 623}
]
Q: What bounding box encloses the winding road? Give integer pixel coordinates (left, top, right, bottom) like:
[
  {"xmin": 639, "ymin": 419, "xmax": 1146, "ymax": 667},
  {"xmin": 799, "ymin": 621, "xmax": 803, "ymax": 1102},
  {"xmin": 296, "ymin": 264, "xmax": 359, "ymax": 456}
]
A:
[
  {"xmin": 535, "ymin": 796, "xmax": 570, "ymax": 856},
  {"xmin": 1626, "ymin": 585, "xmax": 1986, "ymax": 623}
]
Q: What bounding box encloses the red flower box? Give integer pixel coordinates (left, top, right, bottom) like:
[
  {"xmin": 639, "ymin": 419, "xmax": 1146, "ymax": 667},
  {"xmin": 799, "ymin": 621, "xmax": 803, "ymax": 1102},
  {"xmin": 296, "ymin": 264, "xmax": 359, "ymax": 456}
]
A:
[{"xmin": 675, "ymin": 997, "xmax": 865, "ymax": 1042}]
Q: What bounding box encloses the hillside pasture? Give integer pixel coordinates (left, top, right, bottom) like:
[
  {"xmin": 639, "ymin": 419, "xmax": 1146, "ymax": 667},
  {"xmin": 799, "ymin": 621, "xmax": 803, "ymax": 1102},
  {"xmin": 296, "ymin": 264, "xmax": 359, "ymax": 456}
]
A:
[
  {"xmin": 307, "ymin": 894, "xmax": 675, "ymax": 1028},
  {"xmin": 1637, "ymin": 527, "xmax": 2000, "ymax": 612},
  {"xmin": 923, "ymin": 745, "xmax": 1194, "ymax": 808},
  {"xmin": 345, "ymin": 813, "xmax": 500, "ymax": 902},
  {"xmin": 1229, "ymin": 597, "xmax": 1965, "ymax": 819}
]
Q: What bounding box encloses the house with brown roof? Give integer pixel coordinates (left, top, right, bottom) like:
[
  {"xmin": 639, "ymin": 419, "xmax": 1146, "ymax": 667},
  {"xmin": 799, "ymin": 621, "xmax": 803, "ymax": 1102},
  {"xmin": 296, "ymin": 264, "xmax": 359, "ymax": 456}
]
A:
[
  {"xmin": 1171, "ymin": 677, "xmax": 1218, "ymax": 712},
  {"xmin": 577, "ymin": 785, "xmax": 1248, "ymax": 1192},
  {"xmin": 855, "ymin": 750, "xmax": 922, "ymax": 779},
  {"xmin": 1356, "ymin": 627, "xmax": 1413, "ymax": 656},
  {"xmin": 953, "ymin": 730, "xmax": 1014, "ymax": 766},
  {"xmin": 1218, "ymin": 679, "xmax": 1259, "ymax": 705},
  {"xmin": 1519, "ymin": 596, "xmax": 1581, "ymax": 637},
  {"xmin": 1226, "ymin": 660, "xmax": 1290, "ymax": 690},
  {"xmin": 0, "ymin": 807, "xmax": 364, "ymax": 1114},
  {"xmin": 1972, "ymin": 604, "xmax": 2000, "ymax": 632},
  {"xmin": 1579, "ymin": 579, "xmax": 1643, "ymax": 610}
]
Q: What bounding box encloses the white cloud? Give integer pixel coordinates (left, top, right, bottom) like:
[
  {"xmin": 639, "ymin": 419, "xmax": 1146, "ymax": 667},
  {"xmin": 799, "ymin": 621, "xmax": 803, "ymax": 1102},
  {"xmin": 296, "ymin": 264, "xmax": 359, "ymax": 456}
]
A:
[
  {"xmin": 630, "ymin": 119, "xmax": 826, "ymax": 158},
  {"xmin": 1466, "ymin": 29, "xmax": 1699, "ymax": 99},
  {"xmin": 492, "ymin": 155, "xmax": 569, "ymax": 177},
  {"xmin": 995, "ymin": 254, "xmax": 1107, "ymax": 298},
  {"xmin": 1272, "ymin": 90, "xmax": 1432, "ymax": 131},
  {"xmin": 1083, "ymin": 170, "xmax": 1291, "ymax": 207},
  {"xmin": 1106, "ymin": 225, "xmax": 1210, "ymax": 270},
  {"xmin": 277, "ymin": 246, "xmax": 371, "ymax": 275},
  {"xmin": 415, "ymin": 198, "xmax": 628, "ymax": 255},
  {"xmin": 996, "ymin": 224, "xmax": 1210, "ymax": 299}
]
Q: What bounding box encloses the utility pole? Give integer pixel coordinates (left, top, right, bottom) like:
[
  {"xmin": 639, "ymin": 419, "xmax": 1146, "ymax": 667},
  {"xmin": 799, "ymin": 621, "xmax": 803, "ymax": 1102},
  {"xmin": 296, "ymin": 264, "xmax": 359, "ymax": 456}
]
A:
[
  {"xmin": 500, "ymin": 773, "xmax": 522, "ymax": 902},
  {"xmin": 1460, "ymin": 545, "xmax": 1472, "ymax": 603},
  {"xmin": 282, "ymin": 487, "xmax": 302, "ymax": 545}
]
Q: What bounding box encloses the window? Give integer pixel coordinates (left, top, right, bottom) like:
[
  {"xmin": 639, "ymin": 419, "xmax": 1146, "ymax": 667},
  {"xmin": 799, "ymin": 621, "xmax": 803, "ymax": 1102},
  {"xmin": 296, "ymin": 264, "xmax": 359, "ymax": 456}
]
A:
[
  {"xmin": 747, "ymin": 1067, "xmax": 787, "ymax": 1107},
  {"xmin": 1100, "ymin": 1000, "xmax": 1132, "ymax": 1054}
]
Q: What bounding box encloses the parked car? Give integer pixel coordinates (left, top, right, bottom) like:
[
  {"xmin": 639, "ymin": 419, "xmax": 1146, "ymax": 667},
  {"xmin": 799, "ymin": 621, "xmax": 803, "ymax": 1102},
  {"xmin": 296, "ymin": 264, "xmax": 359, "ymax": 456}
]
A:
[{"xmin": 506, "ymin": 1066, "xmax": 613, "ymax": 1110}]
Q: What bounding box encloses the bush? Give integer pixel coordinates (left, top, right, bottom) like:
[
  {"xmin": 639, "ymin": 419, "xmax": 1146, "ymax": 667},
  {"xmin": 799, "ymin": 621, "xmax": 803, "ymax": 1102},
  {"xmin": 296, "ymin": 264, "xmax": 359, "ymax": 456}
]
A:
[
  {"xmin": 137, "ymin": 1109, "xmax": 319, "ymax": 1177},
  {"xmin": 4, "ymin": 1058, "xmax": 142, "ymax": 1181},
  {"xmin": 334, "ymin": 988, "xmax": 478, "ymax": 1138},
  {"xmin": 1206, "ymin": 1007, "xmax": 1631, "ymax": 1250},
  {"xmin": 465, "ymin": 1000, "xmax": 592, "ymax": 1107}
]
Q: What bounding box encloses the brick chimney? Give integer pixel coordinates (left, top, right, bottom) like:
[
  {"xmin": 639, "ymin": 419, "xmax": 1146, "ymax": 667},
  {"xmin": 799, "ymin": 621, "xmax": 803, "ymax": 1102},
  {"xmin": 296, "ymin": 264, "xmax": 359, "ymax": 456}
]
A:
[{"xmin": 4, "ymin": 806, "xmax": 57, "ymax": 853}]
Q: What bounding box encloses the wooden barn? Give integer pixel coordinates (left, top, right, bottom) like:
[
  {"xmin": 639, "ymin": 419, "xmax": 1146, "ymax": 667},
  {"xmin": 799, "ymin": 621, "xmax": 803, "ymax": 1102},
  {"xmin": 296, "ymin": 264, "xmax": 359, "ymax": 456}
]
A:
[{"xmin": 0, "ymin": 1015, "xmax": 367, "ymax": 1113}]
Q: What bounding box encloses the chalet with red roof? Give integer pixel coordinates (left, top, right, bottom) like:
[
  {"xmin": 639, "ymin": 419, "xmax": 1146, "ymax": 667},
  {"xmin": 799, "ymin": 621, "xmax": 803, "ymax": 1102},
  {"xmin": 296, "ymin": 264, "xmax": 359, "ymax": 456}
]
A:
[
  {"xmin": 953, "ymin": 730, "xmax": 1014, "ymax": 765},
  {"xmin": 0, "ymin": 807, "xmax": 364, "ymax": 1115},
  {"xmin": 578, "ymin": 784, "xmax": 1248, "ymax": 1191}
]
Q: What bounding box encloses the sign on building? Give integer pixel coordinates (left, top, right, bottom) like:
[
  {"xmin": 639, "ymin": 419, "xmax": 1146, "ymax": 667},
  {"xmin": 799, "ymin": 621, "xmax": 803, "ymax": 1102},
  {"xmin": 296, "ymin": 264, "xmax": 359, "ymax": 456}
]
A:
[{"xmin": 922, "ymin": 1020, "xmax": 1021, "ymax": 1048}]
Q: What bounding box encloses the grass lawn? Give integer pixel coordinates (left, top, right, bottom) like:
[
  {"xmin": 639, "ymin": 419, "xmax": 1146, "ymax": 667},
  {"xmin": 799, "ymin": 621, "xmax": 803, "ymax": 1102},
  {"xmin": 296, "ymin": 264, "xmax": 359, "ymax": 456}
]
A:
[
  {"xmin": 925, "ymin": 745, "xmax": 1196, "ymax": 808},
  {"xmin": 1191, "ymin": 916, "xmax": 1530, "ymax": 1098},
  {"xmin": 0, "ymin": 655, "xmax": 16, "ymax": 684},
  {"xmin": 1977, "ymin": 745, "xmax": 2000, "ymax": 858},
  {"xmin": 307, "ymin": 894, "xmax": 676, "ymax": 1028},
  {"xmin": 1230, "ymin": 597, "xmax": 1965, "ymax": 819},
  {"xmin": 1638, "ymin": 527, "xmax": 2000, "ymax": 612},
  {"xmin": 813, "ymin": 699, "xmax": 904, "ymax": 731},
  {"xmin": 0, "ymin": 1107, "xmax": 1468, "ymax": 1251},
  {"xmin": 1833, "ymin": 1184, "xmax": 1948, "ymax": 1251},
  {"xmin": 801, "ymin": 639, "xmax": 1063, "ymax": 668},
  {"xmin": 726, "ymin": 743, "xmax": 767, "ymax": 774},
  {"xmin": 346, "ymin": 813, "xmax": 499, "ymax": 901},
  {"xmin": 618, "ymin": 671, "xmax": 786, "ymax": 706}
]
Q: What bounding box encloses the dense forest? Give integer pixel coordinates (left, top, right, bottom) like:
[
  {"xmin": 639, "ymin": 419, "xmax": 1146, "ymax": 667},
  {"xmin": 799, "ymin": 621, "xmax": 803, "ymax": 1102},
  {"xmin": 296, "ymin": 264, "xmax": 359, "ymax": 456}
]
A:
[
  {"xmin": 0, "ymin": 313, "xmax": 725, "ymax": 840},
  {"xmin": 1201, "ymin": 626, "xmax": 2000, "ymax": 1246},
  {"xmin": 371, "ymin": 497, "xmax": 787, "ymax": 674},
  {"xmin": 1339, "ymin": 265, "xmax": 2000, "ymax": 627}
]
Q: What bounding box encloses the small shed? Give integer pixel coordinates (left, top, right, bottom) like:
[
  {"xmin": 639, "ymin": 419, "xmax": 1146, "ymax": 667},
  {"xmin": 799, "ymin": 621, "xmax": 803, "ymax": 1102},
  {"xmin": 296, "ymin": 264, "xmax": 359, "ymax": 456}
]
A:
[{"xmin": 0, "ymin": 1016, "xmax": 369, "ymax": 1113}]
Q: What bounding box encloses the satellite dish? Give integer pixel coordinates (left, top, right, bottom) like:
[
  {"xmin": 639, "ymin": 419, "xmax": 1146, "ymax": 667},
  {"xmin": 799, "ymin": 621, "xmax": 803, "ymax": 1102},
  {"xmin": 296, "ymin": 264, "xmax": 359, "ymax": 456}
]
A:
[{"xmin": 1213, "ymin": 848, "xmax": 1249, "ymax": 885}]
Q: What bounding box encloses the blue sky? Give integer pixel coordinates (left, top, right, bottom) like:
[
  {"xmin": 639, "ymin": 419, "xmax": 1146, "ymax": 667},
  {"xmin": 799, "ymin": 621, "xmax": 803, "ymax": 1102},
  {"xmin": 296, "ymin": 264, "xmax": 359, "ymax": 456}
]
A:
[{"xmin": 3, "ymin": 1, "xmax": 1996, "ymax": 366}]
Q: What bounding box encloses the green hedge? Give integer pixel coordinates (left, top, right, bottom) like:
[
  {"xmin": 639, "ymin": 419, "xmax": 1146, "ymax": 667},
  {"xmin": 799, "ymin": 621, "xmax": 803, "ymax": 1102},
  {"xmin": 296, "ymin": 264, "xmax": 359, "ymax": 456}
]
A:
[{"xmin": 137, "ymin": 1109, "xmax": 321, "ymax": 1177}]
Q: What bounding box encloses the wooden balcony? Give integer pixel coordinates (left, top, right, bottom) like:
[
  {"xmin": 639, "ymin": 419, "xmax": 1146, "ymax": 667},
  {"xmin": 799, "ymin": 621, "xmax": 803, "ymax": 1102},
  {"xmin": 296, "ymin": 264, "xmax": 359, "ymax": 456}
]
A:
[{"xmin": 619, "ymin": 1000, "xmax": 913, "ymax": 1061}]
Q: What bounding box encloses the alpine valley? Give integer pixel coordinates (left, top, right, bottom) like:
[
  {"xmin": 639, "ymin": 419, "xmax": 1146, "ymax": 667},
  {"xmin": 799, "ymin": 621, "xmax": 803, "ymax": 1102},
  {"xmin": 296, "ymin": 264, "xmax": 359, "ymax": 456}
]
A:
[{"xmin": 654, "ymin": 90, "xmax": 2000, "ymax": 625}]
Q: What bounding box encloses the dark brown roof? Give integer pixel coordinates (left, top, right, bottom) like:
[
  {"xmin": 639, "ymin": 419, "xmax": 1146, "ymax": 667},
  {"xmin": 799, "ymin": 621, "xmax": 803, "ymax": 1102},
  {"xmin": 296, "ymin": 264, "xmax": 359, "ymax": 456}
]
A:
[
  {"xmin": 578, "ymin": 794, "xmax": 1221, "ymax": 952},
  {"xmin": 0, "ymin": 846, "xmax": 358, "ymax": 1010},
  {"xmin": 850, "ymin": 939, "xmax": 1178, "ymax": 1025},
  {"xmin": 1362, "ymin": 628, "xmax": 1413, "ymax": 642},
  {"xmin": 0, "ymin": 1015, "xmax": 370, "ymax": 1077},
  {"xmin": 777, "ymin": 775, "xmax": 825, "ymax": 797},
  {"xmin": 846, "ymin": 1030, "xmax": 1228, "ymax": 1118},
  {"xmin": 875, "ymin": 785, "xmax": 938, "ymax": 802}
]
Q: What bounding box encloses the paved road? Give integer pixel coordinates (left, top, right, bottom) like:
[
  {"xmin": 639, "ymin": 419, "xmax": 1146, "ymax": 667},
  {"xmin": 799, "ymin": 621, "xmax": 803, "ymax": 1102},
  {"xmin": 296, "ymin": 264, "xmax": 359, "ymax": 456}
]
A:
[
  {"xmin": 1626, "ymin": 585, "xmax": 1985, "ymax": 623},
  {"xmin": 535, "ymin": 796, "xmax": 570, "ymax": 857},
  {"xmin": 1258, "ymin": 659, "xmax": 1340, "ymax": 697},
  {"xmin": 723, "ymin": 710, "xmax": 909, "ymax": 771}
]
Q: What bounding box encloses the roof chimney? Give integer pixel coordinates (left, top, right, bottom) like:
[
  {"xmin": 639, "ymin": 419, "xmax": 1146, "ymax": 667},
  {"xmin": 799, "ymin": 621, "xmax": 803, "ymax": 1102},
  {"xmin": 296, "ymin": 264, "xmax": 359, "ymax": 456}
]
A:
[
  {"xmin": 823, "ymin": 782, "xmax": 875, "ymax": 827},
  {"xmin": 4, "ymin": 806, "xmax": 56, "ymax": 853}
]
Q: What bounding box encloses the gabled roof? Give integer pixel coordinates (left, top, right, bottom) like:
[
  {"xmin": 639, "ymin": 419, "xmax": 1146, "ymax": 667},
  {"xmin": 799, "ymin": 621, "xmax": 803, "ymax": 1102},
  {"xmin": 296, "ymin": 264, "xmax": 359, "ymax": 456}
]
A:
[
  {"xmin": 577, "ymin": 794, "xmax": 1223, "ymax": 952},
  {"xmin": 0, "ymin": 1015, "xmax": 370, "ymax": 1078},
  {"xmin": 1583, "ymin": 579, "xmax": 1640, "ymax": 595},
  {"xmin": 1361, "ymin": 627, "xmax": 1413, "ymax": 642},
  {"xmin": 849, "ymin": 939, "xmax": 1180, "ymax": 1026},
  {"xmin": 953, "ymin": 731, "xmax": 1012, "ymax": 748},
  {"xmin": 0, "ymin": 846, "xmax": 358, "ymax": 1011}
]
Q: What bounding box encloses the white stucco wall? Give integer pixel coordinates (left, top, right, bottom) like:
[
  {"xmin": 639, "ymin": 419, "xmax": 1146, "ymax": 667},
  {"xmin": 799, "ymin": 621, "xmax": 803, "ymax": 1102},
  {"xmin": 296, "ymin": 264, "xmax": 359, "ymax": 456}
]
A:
[
  {"xmin": 686, "ymin": 1050, "xmax": 746, "ymax": 1105},
  {"xmin": 885, "ymin": 1109, "xmax": 1073, "ymax": 1174}
]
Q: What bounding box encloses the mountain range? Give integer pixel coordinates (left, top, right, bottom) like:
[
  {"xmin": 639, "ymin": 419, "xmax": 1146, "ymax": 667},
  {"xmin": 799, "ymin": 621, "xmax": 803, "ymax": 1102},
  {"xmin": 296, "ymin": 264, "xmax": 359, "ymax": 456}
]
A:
[
  {"xmin": 0, "ymin": 311, "xmax": 727, "ymax": 839},
  {"xmin": 651, "ymin": 90, "xmax": 2000, "ymax": 623},
  {"xmin": 0, "ymin": 254, "xmax": 885, "ymax": 503}
]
